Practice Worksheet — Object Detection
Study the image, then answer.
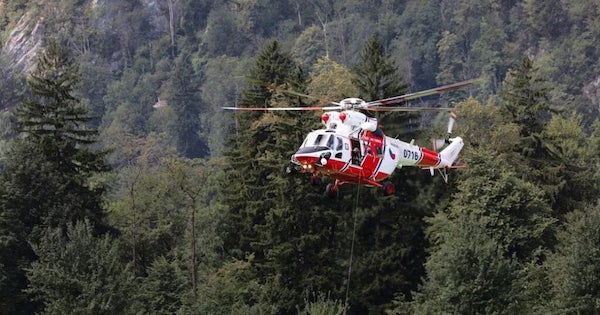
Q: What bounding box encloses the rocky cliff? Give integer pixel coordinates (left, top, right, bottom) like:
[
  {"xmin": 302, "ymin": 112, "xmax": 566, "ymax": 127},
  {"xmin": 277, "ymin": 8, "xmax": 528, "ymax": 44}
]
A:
[{"xmin": 1, "ymin": 0, "xmax": 167, "ymax": 72}]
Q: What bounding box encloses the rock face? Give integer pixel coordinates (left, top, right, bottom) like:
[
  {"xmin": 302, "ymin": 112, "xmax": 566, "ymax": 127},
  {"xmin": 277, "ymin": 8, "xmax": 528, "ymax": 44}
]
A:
[
  {"xmin": 583, "ymin": 76, "xmax": 600, "ymax": 113},
  {"xmin": 2, "ymin": 10, "xmax": 44, "ymax": 71},
  {"xmin": 0, "ymin": 0, "xmax": 166, "ymax": 73}
]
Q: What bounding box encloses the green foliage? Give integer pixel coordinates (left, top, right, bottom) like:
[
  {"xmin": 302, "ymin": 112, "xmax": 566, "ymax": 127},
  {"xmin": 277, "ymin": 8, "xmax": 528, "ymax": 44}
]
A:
[
  {"xmin": 3, "ymin": 1, "xmax": 600, "ymax": 313},
  {"xmin": 220, "ymin": 39, "xmax": 296, "ymax": 257},
  {"xmin": 9, "ymin": 40, "xmax": 109, "ymax": 232},
  {"xmin": 200, "ymin": 56, "xmax": 250, "ymax": 157},
  {"xmin": 18, "ymin": 40, "xmax": 96, "ymax": 144},
  {"xmin": 412, "ymin": 214, "xmax": 523, "ymax": 314},
  {"xmin": 396, "ymin": 0, "xmax": 441, "ymax": 88},
  {"xmin": 190, "ymin": 257, "xmax": 275, "ymax": 315},
  {"xmin": 0, "ymin": 40, "xmax": 110, "ymax": 313},
  {"xmin": 542, "ymin": 114, "xmax": 599, "ymax": 212},
  {"xmin": 409, "ymin": 151, "xmax": 555, "ymax": 314},
  {"xmin": 26, "ymin": 220, "xmax": 134, "ymax": 315},
  {"xmin": 107, "ymin": 163, "xmax": 188, "ymax": 274},
  {"xmin": 76, "ymin": 53, "xmax": 112, "ymax": 121},
  {"xmin": 453, "ymin": 98, "xmax": 521, "ymax": 153},
  {"xmin": 219, "ymin": 41, "xmax": 351, "ymax": 314},
  {"xmin": 352, "ymin": 34, "xmax": 409, "ymax": 101},
  {"xmin": 131, "ymin": 256, "xmax": 188, "ymax": 314},
  {"xmin": 500, "ymin": 56, "xmax": 553, "ymax": 141},
  {"xmin": 297, "ymin": 293, "xmax": 345, "ymax": 315},
  {"xmin": 203, "ymin": 6, "xmax": 247, "ymax": 57},
  {"xmin": 309, "ymin": 56, "xmax": 358, "ymax": 99},
  {"xmin": 542, "ymin": 202, "xmax": 600, "ymax": 313},
  {"xmin": 450, "ymin": 152, "xmax": 555, "ymax": 259},
  {"xmin": 161, "ymin": 53, "xmax": 208, "ymax": 158},
  {"xmin": 292, "ymin": 25, "xmax": 327, "ymax": 71}
]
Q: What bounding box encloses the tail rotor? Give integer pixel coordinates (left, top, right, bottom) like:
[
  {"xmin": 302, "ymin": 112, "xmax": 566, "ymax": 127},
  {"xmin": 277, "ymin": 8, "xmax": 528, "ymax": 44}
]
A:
[{"xmin": 432, "ymin": 111, "xmax": 457, "ymax": 151}]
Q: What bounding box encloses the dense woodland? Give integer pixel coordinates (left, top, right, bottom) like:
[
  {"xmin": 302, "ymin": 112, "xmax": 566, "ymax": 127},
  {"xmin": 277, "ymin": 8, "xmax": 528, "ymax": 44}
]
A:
[{"xmin": 0, "ymin": 0, "xmax": 599, "ymax": 314}]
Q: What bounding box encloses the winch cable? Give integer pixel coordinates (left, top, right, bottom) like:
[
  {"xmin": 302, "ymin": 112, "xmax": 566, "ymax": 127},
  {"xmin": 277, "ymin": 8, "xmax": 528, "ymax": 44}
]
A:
[{"xmin": 343, "ymin": 179, "xmax": 361, "ymax": 314}]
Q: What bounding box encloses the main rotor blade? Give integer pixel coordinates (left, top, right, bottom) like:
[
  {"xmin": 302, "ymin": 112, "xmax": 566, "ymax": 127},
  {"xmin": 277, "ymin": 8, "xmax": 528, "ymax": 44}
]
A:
[
  {"xmin": 367, "ymin": 79, "xmax": 476, "ymax": 107},
  {"xmin": 366, "ymin": 106, "xmax": 455, "ymax": 112},
  {"xmin": 246, "ymin": 78, "xmax": 335, "ymax": 105},
  {"xmin": 222, "ymin": 105, "xmax": 342, "ymax": 111},
  {"xmin": 279, "ymin": 90, "xmax": 333, "ymax": 105}
]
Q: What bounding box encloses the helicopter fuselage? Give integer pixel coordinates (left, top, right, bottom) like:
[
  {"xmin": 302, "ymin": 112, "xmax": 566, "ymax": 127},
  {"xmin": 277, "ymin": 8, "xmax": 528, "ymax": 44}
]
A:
[
  {"xmin": 224, "ymin": 80, "xmax": 475, "ymax": 196},
  {"xmin": 291, "ymin": 109, "xmax": 464, "ymax": 193}
]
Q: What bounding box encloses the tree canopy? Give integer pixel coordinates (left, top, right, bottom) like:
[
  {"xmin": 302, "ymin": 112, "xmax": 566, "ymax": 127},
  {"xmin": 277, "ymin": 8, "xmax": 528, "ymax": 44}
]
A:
[{"xmin": 0, "ymin": 1, "xmax": 599, "ymax": 314}]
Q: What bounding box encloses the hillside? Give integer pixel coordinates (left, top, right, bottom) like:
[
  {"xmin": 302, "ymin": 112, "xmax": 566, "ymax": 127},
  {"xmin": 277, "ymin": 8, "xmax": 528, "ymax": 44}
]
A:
[{"xmin": 0, "ymin": 1, "xmax": 599, "ymax": 314}]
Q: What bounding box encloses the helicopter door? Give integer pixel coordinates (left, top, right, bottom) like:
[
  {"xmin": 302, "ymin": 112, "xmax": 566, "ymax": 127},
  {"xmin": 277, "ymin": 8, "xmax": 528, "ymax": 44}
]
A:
[
  {"xmin": 334, "ymin": 136, "xmax": 344, "ymax": 159},
  {"xmin": 351, "ymin": 138, "xmax": 362, "ymax": 165}
]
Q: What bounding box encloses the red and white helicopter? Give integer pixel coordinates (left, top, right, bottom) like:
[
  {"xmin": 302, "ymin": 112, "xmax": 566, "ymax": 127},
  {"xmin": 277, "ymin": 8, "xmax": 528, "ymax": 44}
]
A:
[{"xmin": 224, "ymin": 80, "xmax": 474, "ymax": 197}]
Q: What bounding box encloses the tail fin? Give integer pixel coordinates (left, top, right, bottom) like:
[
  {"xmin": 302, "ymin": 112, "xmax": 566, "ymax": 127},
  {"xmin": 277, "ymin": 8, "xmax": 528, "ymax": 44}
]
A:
[{"xmin": 439, "ymin": 137, "xmax": 464, "ymax": 166}]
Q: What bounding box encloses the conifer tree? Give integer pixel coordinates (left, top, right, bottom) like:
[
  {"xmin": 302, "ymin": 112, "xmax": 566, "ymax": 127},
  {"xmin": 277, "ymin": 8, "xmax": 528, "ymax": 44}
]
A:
[
  {"xmin": 163, "ymin": 53, "xmax": 209, "ymax": 158},
  {"xmin": 255, "ymin": 66, "xmax": 349, "ymax": 313},
  {"xmin": 0, "ymin": 40, "xmax": 110, "ymax": 313},
  {"xmin": 500, "ymin": 56, "xmax": 597, "ymax": 215},
  {"xmin": 11, "ymin": 39, "xmax": 110, "ymax": 233},
  {"xmin": 500, "ymin": 56, "xmax": 553, "ymax": 150},
  {"xmin": 220, "ymin": 41, "xmax": 351, "ymax": 313},
  {"xmin": 345, "ymin": 33, "xmax": 429, "ymax": 313},
  {"xmin": 26, "ymin": 221, "xmax": 134, "ymax": 315},
  {"xmin": 352, "ymin": 34, "xmax": 409, "ymax": 101},
  {"xmin": 352, "ymin": 33, "xmax": 413, "ymax": 137},
  {"xmin": 409, "ymin": 151, "xmax": 554, "ymax": 314},
  {"xmin": 543, "ymin": 202, "xmax": 600, "ymax": 313},
  {"xmin": 219, "ymin": 40, "xmax": 296, "ymax": 258}
]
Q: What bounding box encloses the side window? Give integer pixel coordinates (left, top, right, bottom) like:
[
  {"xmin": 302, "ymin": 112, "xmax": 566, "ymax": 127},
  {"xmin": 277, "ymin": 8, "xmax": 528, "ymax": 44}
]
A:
[{"xmin": 336, "ymin": 137, "xmax": 343, "ymax": 151}]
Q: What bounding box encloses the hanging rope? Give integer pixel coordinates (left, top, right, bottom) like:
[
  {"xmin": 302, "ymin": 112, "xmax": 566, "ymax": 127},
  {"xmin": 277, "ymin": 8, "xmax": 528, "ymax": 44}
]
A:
[{"xmin": 343, "ymin": 179, "xmax": 361, "ymax": 314}]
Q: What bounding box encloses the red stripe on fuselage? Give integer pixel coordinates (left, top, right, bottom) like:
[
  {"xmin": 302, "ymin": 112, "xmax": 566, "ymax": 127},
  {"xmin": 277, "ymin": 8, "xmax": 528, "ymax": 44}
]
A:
[
  {"xmin": 309, "ymin": 158, "xmax": 390, "ymax": 186},
  {"xmin": 418, "ymin": 148, "xmax": 440, "ymax": 167}
]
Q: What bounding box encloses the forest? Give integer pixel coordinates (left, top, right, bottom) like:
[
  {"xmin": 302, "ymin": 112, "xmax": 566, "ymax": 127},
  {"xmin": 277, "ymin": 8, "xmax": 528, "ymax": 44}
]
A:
[{"xmin": 0, "ymin": 0, "xmax": 599, "ymax": 314}]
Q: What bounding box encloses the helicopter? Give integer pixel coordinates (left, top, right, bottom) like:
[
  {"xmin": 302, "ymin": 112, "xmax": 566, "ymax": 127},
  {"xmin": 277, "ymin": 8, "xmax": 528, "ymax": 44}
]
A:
[{"xmin": 223, "ymin": 79, "xmax": 474, "ymax": 197}]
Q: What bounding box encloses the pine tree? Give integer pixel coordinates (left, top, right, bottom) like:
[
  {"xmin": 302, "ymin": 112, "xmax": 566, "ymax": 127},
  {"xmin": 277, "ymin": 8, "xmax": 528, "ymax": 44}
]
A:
[
  {"xmin": 11, "ymin": 39, "xmax": 110, "ymax": 233},
  {"xmin": 543, "ymin": 202, "xmax": 600, "ymax": 313},
  {"xmin": 0, "ymin": 40, "xmax": 111, "ymax": 313},
  {"xmin": 256, "ymin": 66, "xmax": 350, "ymax": 313},
  {"xmin": 219, "ymin": 41, "xmax": 353, "ymax": 313},
  {"xmin": 500, "ymin": 56, "xmax": 553, "ymax": 147},
  {"xmin": 352, "ymin": 34, "xmax": 409, "ymax": 101},
  {"xmin": 163, "ymin": 53, "xmax": 209, "ymax": 158},
  {"xmin": 219, "ymin": 40, "xmax": 296, "ymax": 258},
  {"xmin": 500, "ymin": 56, "xmax": 596, "ymax": 215},
  {"xmin": 345, "ymin": 33, "xmax": 429, "ymax": 313},
  {"xmin": 26, "ymin": 221, "xmax": 134, "ymax": 315},
  {"xmin": 351, "ymin": 33, "xmax": 413, "ymax": 138},
  {"xmin": 408, "ymin": 151, "xmax": 555, "ymax": 314}
]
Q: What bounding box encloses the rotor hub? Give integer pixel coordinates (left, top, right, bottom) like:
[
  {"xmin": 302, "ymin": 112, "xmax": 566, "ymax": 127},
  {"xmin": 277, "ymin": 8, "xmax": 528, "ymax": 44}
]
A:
[{"xmin": 340, "ymin": 98, "xmax": 367, "ymax": 109}]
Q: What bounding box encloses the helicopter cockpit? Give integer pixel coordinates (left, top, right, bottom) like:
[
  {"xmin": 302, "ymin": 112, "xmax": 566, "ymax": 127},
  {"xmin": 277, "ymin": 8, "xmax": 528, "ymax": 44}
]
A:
[
  {"xmin": 297, "ymin": 131, "xmax": 339, "ymax": 152},
  {"xmin": 293, "ymin": 130, "xmax": 348, "ymax": 167}
]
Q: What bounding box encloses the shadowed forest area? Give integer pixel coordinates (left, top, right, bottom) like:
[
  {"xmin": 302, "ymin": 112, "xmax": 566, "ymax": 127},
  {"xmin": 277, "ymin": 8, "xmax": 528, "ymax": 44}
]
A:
[{"xmin": 0, "ymin": 0, "xmax": 599, "ymax": 314}]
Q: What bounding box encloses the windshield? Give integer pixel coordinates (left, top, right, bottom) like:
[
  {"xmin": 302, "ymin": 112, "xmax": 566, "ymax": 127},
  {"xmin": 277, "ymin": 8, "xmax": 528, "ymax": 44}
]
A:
[{"xmin": 303, "ymin": 132, "xmax": 336, "ymax": 149}]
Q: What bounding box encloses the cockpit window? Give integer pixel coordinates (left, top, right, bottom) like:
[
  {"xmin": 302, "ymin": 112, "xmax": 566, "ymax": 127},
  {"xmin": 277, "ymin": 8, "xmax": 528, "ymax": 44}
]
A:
[
  {"xmin": 302, "ymin": 132, "xmax": 338, "ymax": 150},
  {"xmin": 313, "ymin": 134, "xmax": 323, "ymax": 146},
  {"xmin": 326, "ymin": 135, "xmax": 334, "ymax": 148}
]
